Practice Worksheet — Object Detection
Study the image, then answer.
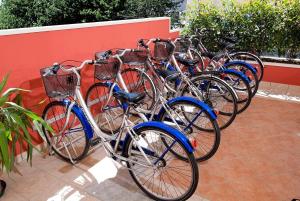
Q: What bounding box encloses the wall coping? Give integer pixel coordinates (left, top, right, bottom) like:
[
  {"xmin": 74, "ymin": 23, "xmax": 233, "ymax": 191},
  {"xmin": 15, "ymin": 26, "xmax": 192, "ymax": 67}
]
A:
[
  {"xmin": 0, "ymin": 17, "xmax": 170, "ymax": 36},
  {"xmin": 264, "ymin": 61, "xmax": 300, "ymax": 69}
]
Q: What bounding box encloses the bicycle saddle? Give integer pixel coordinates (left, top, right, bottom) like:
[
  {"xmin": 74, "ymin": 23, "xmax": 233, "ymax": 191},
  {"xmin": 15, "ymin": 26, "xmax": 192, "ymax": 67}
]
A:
[
  {"xmin": 155, "ymin": 69, "xmax": 180, "ymax": 82},
  {"xmin": 175, "ymin": 55, "xmax": 199, "ymax": 67},
  {"xmin": 113, "ymin": 91, "xmax": 146, "ymax": 104}
]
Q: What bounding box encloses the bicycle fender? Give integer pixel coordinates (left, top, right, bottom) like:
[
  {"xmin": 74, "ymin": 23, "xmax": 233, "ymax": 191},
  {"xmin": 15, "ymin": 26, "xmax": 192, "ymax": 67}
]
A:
[
  {"xmin": 222, "ymin": 68, "xmax": 250, "ymax": 83},
  {"xmin": 156, "ymin": 96, "xmax": 217, "ymax": 121},
  {"xmin": 223, "ymin": 60, "xmax": 257, "ymax": 74},
  {"xmin": 123, "ymin": 121, "xmax": 194, "ymax": 154},
  {"xmin": 63, "ymin": 100, "xmax": 94, "ymax": 140}
]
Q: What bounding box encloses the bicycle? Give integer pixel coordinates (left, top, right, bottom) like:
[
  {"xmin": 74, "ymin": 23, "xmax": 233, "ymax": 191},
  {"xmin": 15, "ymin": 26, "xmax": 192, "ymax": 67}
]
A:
[
  {"xmin": 40, "ymin": 59, "xmax": 199, "ymax": 201},
  {"xmin": 137, "ymin": 38, "xmax": 242, "ymax": 127},
  {"xmin": 86, "ymin": 49, "xmax": 221, "ymax": 162},
  {"xmin": 189, "ymin": 28, "xmax": 264, "ymax": 82},
  {"xmin": 171, "ymin": 37, "xmax": 254, "ymax": 113}
]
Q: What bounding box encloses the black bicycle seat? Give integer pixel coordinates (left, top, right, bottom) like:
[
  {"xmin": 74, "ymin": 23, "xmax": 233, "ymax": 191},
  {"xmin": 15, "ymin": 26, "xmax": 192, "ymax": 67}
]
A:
[
  {"xmin": 175, "ymin": 55, "xmax": 199, "ymax": 67},
  {"xmin": 113, "ymin": 91, "xmax": 145, "ymax": 104},
  {"xmin": 155, "ymin": 69, "xmax": 180, "ymax": 82}
]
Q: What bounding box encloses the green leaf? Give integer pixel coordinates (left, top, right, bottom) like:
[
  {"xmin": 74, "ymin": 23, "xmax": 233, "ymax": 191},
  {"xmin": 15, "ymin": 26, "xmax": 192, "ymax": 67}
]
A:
[
  {"xmin": 0, "ymin": 122, "xmax": 11, "ymax": 171},
  {"xmin": 2, "ymin": 88, "xmax": 30, "ymax": 97},
  {"xmin": 0, "ymin": 74, "xmax": 9, "ymax": 95},
  {"xmin": 0, "ymin": 95, "xmax": 8, "ymax": 107},
  {"xmin": 33, "ymin": 120, "xmax": 47, "ymax": 142}
]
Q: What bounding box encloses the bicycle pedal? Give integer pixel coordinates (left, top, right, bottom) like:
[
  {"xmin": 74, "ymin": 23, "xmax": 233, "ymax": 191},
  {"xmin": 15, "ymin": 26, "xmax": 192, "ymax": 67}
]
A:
[{"xmin": 90, "ymin": 137, "xmax": 102, "ymax": 147}]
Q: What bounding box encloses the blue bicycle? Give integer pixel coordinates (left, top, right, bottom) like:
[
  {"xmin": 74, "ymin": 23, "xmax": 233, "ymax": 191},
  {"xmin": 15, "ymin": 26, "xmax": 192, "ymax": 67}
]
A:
[{"xmin": 40, "ymin": 59, "xmax": 199, "ymax": 201}]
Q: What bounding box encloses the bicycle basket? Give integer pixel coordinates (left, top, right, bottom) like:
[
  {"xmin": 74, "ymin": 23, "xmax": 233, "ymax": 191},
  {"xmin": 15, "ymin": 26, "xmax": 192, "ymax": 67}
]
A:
[
  {"xmin": 154, "ymin": 41, "xmax": 175, "ymax": 61},
  {"xmin": 174, "ymin": 38, "xmax": 191, "ymax": 54},
  {"xmin": 94, "ymin": 56, "xmax": 121, "ymax": 81},
  {"xmin": 40, "ymin": 67, "xmax": 78, "ymax": 98},
  {"xmin": 119, "ymin": 49, "xmax": 148, "ymax": 66}
]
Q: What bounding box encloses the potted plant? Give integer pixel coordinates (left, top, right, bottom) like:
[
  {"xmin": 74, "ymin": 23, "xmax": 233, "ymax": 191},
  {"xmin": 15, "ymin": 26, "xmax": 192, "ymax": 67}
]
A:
[{"xmin": 0, "ymin": 74, "xmax": 51, "ymax": 197}]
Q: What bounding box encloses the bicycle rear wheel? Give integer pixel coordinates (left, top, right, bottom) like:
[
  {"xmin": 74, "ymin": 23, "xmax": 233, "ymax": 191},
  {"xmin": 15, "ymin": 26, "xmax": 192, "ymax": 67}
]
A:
[
  {"xmin": 123, "ymin": 126, "xmax": 198, "ymax": 201},
  {"xmin": 225, "ymin": 62, "xmax": 259, "ymax": 97},
  {"xmin": 228, "ymin": 51, "xmax": 264, "ymax": 82},
  {"xmin": 158, "ymin": 100, "xmax": 221, "ymax": 162},
  {"xmin": 181, "ymin": 75, "xmax": 238, "ymax": 130},
  {"xmin": 42, "ymin": 101, "xmax": 90, "ymax": 162},
  {"xmin": 221, "ymin": 70, "xmax": 252, "ymax": 113}
]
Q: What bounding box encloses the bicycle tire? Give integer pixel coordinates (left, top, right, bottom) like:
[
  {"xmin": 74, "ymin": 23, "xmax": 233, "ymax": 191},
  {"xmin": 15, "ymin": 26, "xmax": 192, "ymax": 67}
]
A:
[
  {"xmin": 123, "ymin": 125, "xmax": 199, "ymax": 201},
  {"xmin": 180, "ymin": 75, "xmax": 238, "ymax": 130},
  {"xmin": 220, "ymin": 70, "xmax": 252, "ymax": 113},
  {"xmin": 42, "ymin": 101, "xmax": 90, "ymax": 162},
  {"xmin": 121, "ymin": 67, "xmax": 157, "ymax": 111},
  {"xmin": 227, "ymin": 51, "xmax": 264, "ymax": 82},
  {"xmin": 158, "ymin": 99, "xmax": 221, "ymax": 162},
  {"xmin": 225, "ymin": 61, "xmax": 259, "ymax": 97},
  {"xmin": 85, "ymin": 82, "xmax": 124, "ymax": 134}
]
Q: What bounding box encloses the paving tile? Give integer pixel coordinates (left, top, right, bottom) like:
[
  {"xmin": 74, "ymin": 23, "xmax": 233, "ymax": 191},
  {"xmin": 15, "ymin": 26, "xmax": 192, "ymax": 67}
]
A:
[{"xmin": 1, "ymin": 95, "xmax": 300, "ymax": 201}]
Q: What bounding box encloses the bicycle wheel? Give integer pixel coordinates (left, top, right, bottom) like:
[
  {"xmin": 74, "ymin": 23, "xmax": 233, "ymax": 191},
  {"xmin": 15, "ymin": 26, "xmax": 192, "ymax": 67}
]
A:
[
  {"xmin": 228, "ymin": 51, "xmax": 264, "ymax": 82},
  {"xmin": 123, "ymin": 126, "xmax": 198, "ymax": 201},
  {"xmin": 158, "ymin": 100, "xmax": 220, "ymax": 162},
  {"xmin": 85, "ymin": 82, "xmax": 124, "ymax": 134},
  {"xmin": 221, "ymin": 70, "xmax": 252, "ymax": 113},
  {"xmin": 42, "ymin": 101, "xmax": 90, "ymax": 162},
  {"xmin": 121, "ymin": 67, "xmax": 157, "ymax": 111},
  {"xmin": 225, "ymin": 62, "xmax": 259, "ymax": 97},
  {"xmin": 181, "ymin": 75, "xmax": 238, "ymax": 130}
]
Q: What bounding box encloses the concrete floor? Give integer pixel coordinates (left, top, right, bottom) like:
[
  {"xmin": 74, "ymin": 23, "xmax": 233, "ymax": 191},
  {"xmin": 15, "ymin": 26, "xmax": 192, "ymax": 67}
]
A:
[{"xmin": 1, "ymin": 82, "xmax": 300, "ymax": 201}]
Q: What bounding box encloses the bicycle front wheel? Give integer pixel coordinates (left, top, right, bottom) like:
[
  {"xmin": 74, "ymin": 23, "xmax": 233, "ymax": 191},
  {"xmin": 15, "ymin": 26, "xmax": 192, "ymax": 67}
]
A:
[
  {"xmin": 121, "ymin": 67, "xmax": 157, "ymax": 111},
  {"xmin": 42, "ymin": 101, "xmax": 90, "ymax": 162},
  {"xmin": 123, "ymin": 126, "xmax": 199, "ymax": 201},
  {"xmin": 85, "ymin": 82, "xmax": 124, "ymax": 134}
]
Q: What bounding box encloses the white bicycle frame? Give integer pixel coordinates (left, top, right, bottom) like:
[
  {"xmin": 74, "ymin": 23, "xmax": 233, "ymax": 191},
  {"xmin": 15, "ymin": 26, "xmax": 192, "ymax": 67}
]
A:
[{"xmin": 51, "ymin": 58, "xmax": 157, "ymax": 167}]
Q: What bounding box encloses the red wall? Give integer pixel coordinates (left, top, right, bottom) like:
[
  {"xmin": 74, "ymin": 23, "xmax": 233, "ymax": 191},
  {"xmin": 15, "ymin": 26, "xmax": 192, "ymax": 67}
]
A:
[
  {"xmin": 0, "ymin": 18, "xmax": 176, "ymax": 111},
  {"xmin": 0, "ymin": 18, "xmax": 178, "ymax": 152},
  {"xmin": 263, "ymin": 65, "xmax": 300, "ymax": 86}
]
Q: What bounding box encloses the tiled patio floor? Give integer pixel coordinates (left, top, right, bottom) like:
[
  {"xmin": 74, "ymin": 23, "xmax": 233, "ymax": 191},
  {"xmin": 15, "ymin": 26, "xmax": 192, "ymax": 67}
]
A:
[{"xmin": 2, "ymin": 82, "xmax": 300, "ymax": 201}]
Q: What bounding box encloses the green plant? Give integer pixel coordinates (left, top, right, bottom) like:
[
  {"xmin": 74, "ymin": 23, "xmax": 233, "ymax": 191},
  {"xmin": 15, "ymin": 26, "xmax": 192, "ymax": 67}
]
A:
[
  {"xmin": 0, "ymin": 74, "xmax": 51, "ymax": 173},
  {"xmin": 0, "ymin": 0, "xmax": 183, "ymax": 29},
  {"xmin": 183, "ymin": 0, "xmax": 300, "ymax": 58}
]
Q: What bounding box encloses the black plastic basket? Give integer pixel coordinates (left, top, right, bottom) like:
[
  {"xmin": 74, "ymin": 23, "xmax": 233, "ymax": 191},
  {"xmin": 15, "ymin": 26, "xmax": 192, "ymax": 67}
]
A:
[
  {"xmin": 154, "ymin": 41, "xmax": 175, "ymax": 61},
  {"xmin": 174, "ymin": 38, "xmax": 191, "ymax": 53},
  {"xmin": 119, "ymin": 49, "xmax": 148, "ymax": 66},
  {"xmin": 94, "ymin": 57, "xmax": 121, "ymax": 81},
  {"xmin": 40, "ymin": 67, "xmax": 77, "ymax": 98}
]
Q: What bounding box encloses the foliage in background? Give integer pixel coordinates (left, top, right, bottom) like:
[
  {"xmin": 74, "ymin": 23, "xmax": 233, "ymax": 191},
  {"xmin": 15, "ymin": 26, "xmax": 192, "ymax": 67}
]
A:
[
  {"xmin": 183, "ymin": 0, "xmax": 300, "ymax": 58},
  {"xmin": 122, "ymin": 0, "xmax": 183, "ymax": 27},
  {"xmin": 0, "ymin": 0, "xmax": 182, "ymax": 29},
  {"xmin": 0, "ymin": 74, "xmax": 51, "ymax": 173}
]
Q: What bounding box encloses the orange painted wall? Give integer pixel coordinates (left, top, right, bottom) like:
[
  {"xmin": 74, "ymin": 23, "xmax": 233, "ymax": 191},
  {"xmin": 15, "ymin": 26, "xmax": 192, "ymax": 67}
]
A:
[
  {"xmin": 0, "ymin": 18, "xmax": 176, "ymax": 153},
  {"xmin": 263, "ymin": 65, "xmax": 300, "ymax": 86}
]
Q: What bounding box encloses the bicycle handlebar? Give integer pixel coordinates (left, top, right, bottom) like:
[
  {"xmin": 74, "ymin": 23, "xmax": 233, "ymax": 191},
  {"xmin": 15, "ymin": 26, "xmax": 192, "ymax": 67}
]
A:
[{"xmin": 43, "ymin": 60, "xmax": 94, "ymax": 76}]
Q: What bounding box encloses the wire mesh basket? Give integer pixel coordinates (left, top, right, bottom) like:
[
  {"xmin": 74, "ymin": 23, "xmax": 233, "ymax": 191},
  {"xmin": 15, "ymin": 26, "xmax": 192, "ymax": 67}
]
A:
[
  {"xmin": 154, "ymin": 41, "xmax": 175, "ymax": 61},
  {"xmin": 40, "ymin": 67, "xmax": 78, "ymax": 98},
  {"xmin": 119, "ymin": 49, "xmax": 148, "ymax": 66},
  {"xmin": 94, "ymin": 55, "xmax": 121, "ymax": 81},
  {"xmin": 174, "ymin": 38, "xmax": 191, "ymax": 54}
]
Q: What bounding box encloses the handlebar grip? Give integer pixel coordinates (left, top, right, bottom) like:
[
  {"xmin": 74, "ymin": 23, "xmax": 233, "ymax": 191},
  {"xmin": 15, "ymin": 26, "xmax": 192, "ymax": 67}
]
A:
[
  {"xmin": 138, "ymin": 39, "xmax": 149, "ymax": 48},
  {"xmin": 154, "ymin": 38, "xmax": 170, "ymax": 43},
  {"xmin": 52, "ymin": 64, "xmax": 60, "ymax": 74},
  {"xmin": 86, "ymin": 60, "xmax": 94, "ymax": 65}
]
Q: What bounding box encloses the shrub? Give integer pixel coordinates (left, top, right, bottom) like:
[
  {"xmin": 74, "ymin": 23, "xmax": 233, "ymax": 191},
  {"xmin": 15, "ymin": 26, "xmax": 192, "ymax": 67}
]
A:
[{"xmin": 183, "ymin": 0, "xmax": 300, "ymax": 58}]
